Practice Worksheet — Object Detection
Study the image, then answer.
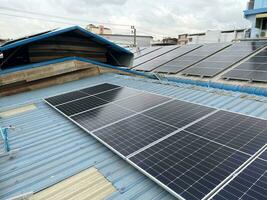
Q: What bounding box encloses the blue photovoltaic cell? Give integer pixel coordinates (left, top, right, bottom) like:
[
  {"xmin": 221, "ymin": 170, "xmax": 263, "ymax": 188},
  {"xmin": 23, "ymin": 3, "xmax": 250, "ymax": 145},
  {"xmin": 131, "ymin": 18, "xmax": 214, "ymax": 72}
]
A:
[
  {"xmin": 95, "ymin": 87, "xmax": 141, "ymax": 102},
  {"xmin": 71, "ymin": 103, "xmax": 135, "ymax": 131},
  {"xmin": 185, "ymin": 110, "xmax": 267, "ymax": 157},
  {"xmin": 114, "ymin": 92, "xmax": 171, "ymax": 112},
  {"xmin": 181, "ymin": 41, "xmax": 267, "ymax": 77},
  {"xmin": 56, "ymin": 96, "xmax": 108, "ymax": 116},
  {"xmin": 80, "ymin": 83, "xmax": 121, "ymax": 95},
  {"xmin": 45, "ymin": 83, "xmax": 267, "ymax": 200},
  {"xmin": 213, "ymin": 157, "xmax": 267, "ymax": 200},
  {"xmin": 142, "ymin": 100, "xmax": 215, "ymax": 128},
  {"xmin": 222, "ymin": 49, "xmax": 267, "ymax": 83},
  {"xmin": 132, "ymin": 46, "xmax": 179, "ymax": 68},
  {"xmin": 134, "ymin": 44, "xmax": 200, "ymax": 72},
  {"xmin": 94, "ymin": 114, "xmax": 177, "ymax": 156},
  {"xmin": 45, "ymin": 91, "xmax": 89, "ymax": 106},
  {"xmin": 129, "ymin": 131, "xmax": 250, "ymax": 200}
]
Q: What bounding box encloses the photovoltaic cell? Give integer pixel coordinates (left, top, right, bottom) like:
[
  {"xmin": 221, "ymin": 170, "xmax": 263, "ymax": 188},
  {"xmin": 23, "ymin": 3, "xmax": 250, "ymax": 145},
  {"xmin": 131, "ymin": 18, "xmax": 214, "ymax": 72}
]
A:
[
  {"xmin": 213, "ymin": 157, "xmax": 267, "ymax": 200},
  {"xmin": 134, "ymin": 46, "xmax": 162, "ymax": 60},
  {"xmin": 134, "ymin": 44, "xmax": 201, "ymax": 72},
  {"xmin": 223, "ymin": 49, "xmax": 267, "ymax": 83},
  {"xmin": 45, "ymin": 83, "xmax": 267, "ymax": 200},
  {"xmin": 80, "ymin": 83, "xmax": 121, "ymax": 95},
  {"xmin": 95, "ymin": 87, "xmax": 141, "ymax": 102},
  {"xmin": 129, "ymin": 131, "xmax": 250, "ymax": 200},
  {"xmin": 132, "ymin": 46, "xmax": 179, "ymax": 68},
  {"xmin": 181, "ymin": 41, "xmax": 267, "ymax": 77},
  {"xmin": 185, "ymin": 110, "xmax": 267, "ymax": 157},
  {"xmin": 94, "ymin": 114, "xmax": 177, "ymax": 156},
  {"xmin": 155, "ymin": 43, "xmax": 231, "ymax": 74},
  {"xmin": 56, "ymin": 96, "xmax": 108, "ymax": 116},
  {"xmin": 45, "ymin": 91, "xmax": 88, "ymax": 106},
  {"xmin": 142, "ymin": 100, "xmax": 215, "ymax": 128},
  {"xmin": 114, "ymin": 92, "xmax": 171, "ymax": 112},
  {"xmin": 71, "ymin": 103, "xmax": 135, "ymax": 131}
]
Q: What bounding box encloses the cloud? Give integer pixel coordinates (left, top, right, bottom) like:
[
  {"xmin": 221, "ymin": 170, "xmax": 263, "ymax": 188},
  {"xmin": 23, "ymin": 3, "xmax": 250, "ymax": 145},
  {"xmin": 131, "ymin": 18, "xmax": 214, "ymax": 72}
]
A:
[{"xmin": 0, "ymin": 0, "xmax": 250, "ymax": 39}]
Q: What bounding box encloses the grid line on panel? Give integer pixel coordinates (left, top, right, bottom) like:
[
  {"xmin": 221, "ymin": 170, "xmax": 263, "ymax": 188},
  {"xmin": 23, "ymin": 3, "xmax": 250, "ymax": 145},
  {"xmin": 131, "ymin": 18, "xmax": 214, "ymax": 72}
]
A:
[
  {"xmin": 113, "ymin": 92, "xmax": 172, "ymax": 112},
  {"xmin": 45, "ymin": 91, "xmax": 89, "ymax": 106},
  {"xmin": 142, "ymin": 100, "xmax": 216, "ymax": 128},
  {"xmin": 212, "ymin": 157, "xmax": 267, "ymax": 200},
  {"xmin": 93, "ymin": 114, "xmax": 177, "ymax": 157},
  {"xmin": 71, "ymin": 103, "xmax": 136, "ymax": 132},
  {"xmin": 130, "ymin": 131, "xmax": 250, "ymax": 200},
  {"xmin": 94, "ymin": 87, "xmax": 141, "ymax": 102},
  {"xmin": 56, "ymin": 96, "xmax": 109, "ymax": 116},
  {"xmin": 185, "ymin": 110, "xmax": 267, "ymax": 158},
  {"xmin": 79, "ymin": 83, "xmax": 121, "ymax": 95},
  {"xmin": 180, "ymin": 41, "xmax": 267, "ymax": 77}
]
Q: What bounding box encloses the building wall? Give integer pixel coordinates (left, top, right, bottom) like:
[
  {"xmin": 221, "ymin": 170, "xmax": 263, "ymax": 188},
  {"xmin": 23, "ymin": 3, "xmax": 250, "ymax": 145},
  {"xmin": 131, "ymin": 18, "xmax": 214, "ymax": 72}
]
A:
[
  {"xmin": 182, "ymin": 30, "xmax": 245, "ymax": 45},
  {"xmin": 101, "ymin": 34, "xmax": 153, "ymax": 47}
]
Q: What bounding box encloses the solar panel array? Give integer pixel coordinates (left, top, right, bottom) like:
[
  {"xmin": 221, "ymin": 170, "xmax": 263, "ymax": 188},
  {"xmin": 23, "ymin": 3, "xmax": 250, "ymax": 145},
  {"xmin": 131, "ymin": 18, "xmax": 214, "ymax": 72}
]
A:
[
  {"xmin": 134, "ymin": 46, "xmax": 162, "ymax": 59},
  {"xmin": 154, "ymin": 43, "xmax": 230, "ymax": 74},
  {"xmin": 45, "ymin": 83, "xmax": 267, "ymax": 200},
  {"xmin": 134, "ymin": 44, "xmax": 202, "ymax": 72},
  {"xmin": 181, "ymin": 41, "xmax": 267, "ymax": 77},
  {"xmin": 213, "ymin": 150, "xmax": 267, "ymax": 200},
  {"xmin": 131, "ymin": 45, "xmax": 179, "ymax": 68},
  {"xmin": 222, "ymin": 49, "xmax": 267, "ymax": 83}
]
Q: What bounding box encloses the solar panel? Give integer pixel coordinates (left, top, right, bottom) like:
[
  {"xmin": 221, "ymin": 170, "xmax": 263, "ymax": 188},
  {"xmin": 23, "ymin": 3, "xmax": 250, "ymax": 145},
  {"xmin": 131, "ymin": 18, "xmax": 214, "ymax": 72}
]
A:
[
  {"xmin": 142, "ymin": 100, "xmax": 215, "ymax": 128},
  {"xmin": 155, "ymin": 43, "xmax": 230, "ymax": 74},
  {"xmin": 94, "ymin": 114, "xmax": 177, "ymax": 156},
  {"xmin": 223, "ymin": 49, "xmax": 267, "ymax": 83},
  {"xmin": 134, "ymin": 44, "xmax": 201, "ymax": 72},
  {"xmin": 134, "ymin": 46, "xmax": 162, "ymax": 59},
  {"xmin": 114, "ymin": 92, "xmax": 171, "ymax": 112},
  {"xmin": 132, "ymin": 46, "xmax": 179, "ymax": 68},
  {"xmin": 46, "ymin": 91, "xmax": 89, "ymax": 106},
  {"xmin": 44, "ymin": 83, "xmax": 267, "ymax": 200},
  {"xmin": 80, "ymin": 83, "xmax": 121, "ymax": 95},
  {"xmin": 181, "ymin": 41, "xmax": 267, "ymax": 77},
  {"xmin": 56, "ymin": 96, "xmax": 108, "ymax": 116},
  {"xmin": 213, "ymin": 157, "xmax": 267, "ymax": 200},
  {"xmin": 129, "ymin": 131, "xmax": 250, "ymax": 200},
  {"xmin": 185, "ymin": 110, "xmax": 267, "ymax": 157},
  {"xmin": 95, "ymin": 87, "xmax": 141, "ymax": 102},
  {"xmin": 71, "ymin": 103, "xmax": 135, "ymax": 131}
]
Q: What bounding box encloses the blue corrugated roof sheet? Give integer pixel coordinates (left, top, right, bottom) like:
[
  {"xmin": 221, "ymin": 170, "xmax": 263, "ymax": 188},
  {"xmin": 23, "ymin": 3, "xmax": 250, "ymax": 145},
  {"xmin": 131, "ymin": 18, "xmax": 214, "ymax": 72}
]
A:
[{"xmin": 1, "ymin": 73, "xmax": 267, "ymax": 199}]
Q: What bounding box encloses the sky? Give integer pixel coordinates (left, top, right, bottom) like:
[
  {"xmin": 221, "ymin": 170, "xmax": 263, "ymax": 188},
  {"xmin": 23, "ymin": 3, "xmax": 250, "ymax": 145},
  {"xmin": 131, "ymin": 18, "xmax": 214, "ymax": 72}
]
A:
[{"xmin": 0, "ymin": 0, "xmax": 251, "ymax": 39}]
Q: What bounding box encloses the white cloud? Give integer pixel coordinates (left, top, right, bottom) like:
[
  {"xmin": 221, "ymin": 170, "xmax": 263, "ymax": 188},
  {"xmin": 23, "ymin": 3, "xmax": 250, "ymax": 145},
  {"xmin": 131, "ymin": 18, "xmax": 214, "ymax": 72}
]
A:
[{"xmin": 0, "ymin": 0, "xmax": 250, "ymax": 39}]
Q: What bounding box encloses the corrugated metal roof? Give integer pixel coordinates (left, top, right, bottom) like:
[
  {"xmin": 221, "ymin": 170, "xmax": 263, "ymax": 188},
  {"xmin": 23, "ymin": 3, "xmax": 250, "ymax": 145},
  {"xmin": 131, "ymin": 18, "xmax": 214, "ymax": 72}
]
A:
[{"xmin": 1, "ymin": 73, "xmax": 267, "ymax": 200}]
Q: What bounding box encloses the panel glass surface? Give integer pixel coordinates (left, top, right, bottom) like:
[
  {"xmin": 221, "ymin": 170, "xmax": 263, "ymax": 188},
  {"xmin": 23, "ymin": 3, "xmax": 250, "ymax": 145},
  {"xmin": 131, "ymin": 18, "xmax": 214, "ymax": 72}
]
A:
[
  {"xmin": 95, "ymin": 87, "xmax": 141, "ymax": 102},
  {"xmin": 134, "ymin": 45, "xmax": 200, "ymax": 72},
  {"xmin": 180, "ymin": 41, "xmax": 267, "ymax": 77},
  {"xmin": 134, "ymin": 47, "xmax": 162, "ymax": 60},
  {"xmin": 213, "ymin": 158, "xmax": 267, "ymax": 200},
  {"xmin": 56, "ymin": 96, "xmax": 108, "ymax": 116},
  {"xmin": 94, "ymin": 114, "xmax": 177, "ymax": 156},
  {"xmin": 80, "ymin": 83, "xmax": 121, "ymax": 95},
  {"xmin": 71, "ymin": 103, "xmax": 135, "ymax": 131},
  {"xmin": 130, "ymin": 131, "xmax": 249, "ymax": 200},
  {"xmin": 142, "ymin": 100, "xmax": 215, "ymax": 128},
  {"xmin": 132, "ymin": 46, "xmax": 179, "ymax": 67},
  {"xmin": 114, "ymin": 92, "xmax": 171, "ymax": 112},
  {"xmin": 45, "ymin": 91, "xmax": 89, "ymax": 106},
  {"xmin": 223, "ymin": 45, "xmax": 267, "ymax": 82},
  {"xmin": 185, "ymin": 110, "xmax": 267, "ymax": 156}
]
